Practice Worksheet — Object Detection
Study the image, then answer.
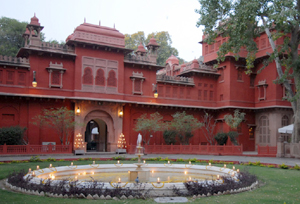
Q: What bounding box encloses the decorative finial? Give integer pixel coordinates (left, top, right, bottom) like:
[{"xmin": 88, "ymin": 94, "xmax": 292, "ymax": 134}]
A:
[
  {"xmin": 34, "ymin": 13, "xmax": 36, "ymax": 17},
  {"xmin": 99, "ymin": 20, "xmax": 101, "ymax": 26},
  {"xmin": 84, "ymin": 17, "xmax": 86, "ymax": 23},
  {"xmin": 114, "ymin": 23, "xmax": 115, "ymax": 29}
]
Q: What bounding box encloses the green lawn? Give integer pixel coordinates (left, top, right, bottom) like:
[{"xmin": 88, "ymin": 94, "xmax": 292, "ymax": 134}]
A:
[{"xmin": 0, "ymin": 159, "xmax": 299, "ymax": 204}]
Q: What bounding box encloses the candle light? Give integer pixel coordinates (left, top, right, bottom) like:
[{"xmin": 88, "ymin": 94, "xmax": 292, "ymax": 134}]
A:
[
  {"xmin": 224, "ymin": 164, "xmax": 226, "ymax": 168},
  {"xmin": 143, "ymin": 160, "xmax": 146, "ymax": 164},
  {"xmin": 92, "ymin": 172, "xmax": 94, "ymax": 175},
  {"xmin": 151, "ymin": 170, "xmax": 154, "ymax": 173},
  {"xmin": 189, "ymin": 161, "xmax": 191, "ymax": 165},
  {"xmin": 71, "ymin": 162, "xmax": 73, "ymax": 166},
  {"xmin": 37, "ymin": 165, "xmax": 39, "ymax": 170},
  {"xmin": 188, "ymin": 176, "xmax": 192, "ymax": 181},
  {"xmin": 184, "ymin": 171, "xmax": 187, "ymax": 175},
  {"xmin": 49, "ymin": 164, "xmax": 52, "ymax": 168},
  {"xmin": 128, "ymin": 171, "xmax": 130, "ymax": 173},
  {"xmin": 209, "ymin": 163, "xmax": 211, "ymax": 166},
  {"xmin": 83, "ymin": 172, "xmax": 86, "ymax": 175},
  {"xmin": 51, "ymin": 175, "xmax": 55, "ymax": 180},
  {"xmin": 28, "ymin": 168, "xmax": 31, "ymax": 173},
  {"xmin": 32, "ymin": 171, "xmax": 35, "ymax": 176},
  {"xmin": 118, "ymin": 177, "xmax": 121, "ymax": 183},
  {"xmin": 237, "ymin": 169, "xmax": 240, "ymax": 173},
  {"xmin": 233, "ymin": 166, "xmax": 235, "ymax": 170},
  {"xmin": 93, "ymin": 161, "xmax": 95, "ymax": 165},
  {"xmin": 168, "ymin": 161, "xmax": 170, "ymax": 164},
  {"xmin": 217, "ymin": 175, "xmax": 220, "ymax": 180},
  {"xmin": 75, "ymin": 176, "xmax": 77, "ymax": 180},
  {"xmin": 157, "ymin": 177, "xmax": 160, "ymax": 184},
  {"xmin": 231, "ymin": 172, "xmax": 235, "ymax": 177},
  {"xmin": 117, "ymin": 160, "xmax": 120, "ymax": 164}
]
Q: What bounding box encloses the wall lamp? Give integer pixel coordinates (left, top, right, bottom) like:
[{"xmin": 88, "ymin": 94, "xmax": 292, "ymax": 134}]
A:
[
  {"xmin": 76, "ymin": 107, "xmax": 81, "ymax": 115},
  {"xmin": 154, "ymin": 90, "xmax": 158, "ymax": 98},
  {"xmin": 119, "ymin": 109, "xmax": 123, "ymax": 117},
  {"xmin": 153, "ymin": 83, "xmax": 158, "ymax": 98},
  {"xmin": 32, "ymin": 71, "xmax": 37, "ymax": 87}
]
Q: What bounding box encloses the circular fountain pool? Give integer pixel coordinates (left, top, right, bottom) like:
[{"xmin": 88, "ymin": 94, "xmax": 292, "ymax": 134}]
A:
[{"xmin": 25, "ymin": 162, "xmax": 239, "ymax": 196}]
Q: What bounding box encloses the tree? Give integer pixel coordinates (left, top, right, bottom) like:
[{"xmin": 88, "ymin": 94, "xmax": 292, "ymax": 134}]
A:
[
  {"xmin": 224, "ymin": 109, "xmax": 246, "ymax": 145},
  {"xmin": 196, "ymin": 0, "xmax": 300, "ymax": 142},
  {"xmin": 224, "ymin": 109, "xmax": 246, "ymax": 129},
  {"xmin": 171, "ymin": 111, "xmax": 203, "ymax": 145},
  {"xmin": 134, "ymin": 112, "xmax": 163, "ymax": 145},
  {"xmin": 125, "ymin": 31, "xmax": 185, "ymax": 66},
  {"xmin": 201, "ymin": 111, "xmax": 217, "ymax": 145},
  {"xmin": 0, "ymin": 17, "xmax": 27, "ymax": 56},
  {"xmin": 32, "ymin": 107, "xmax": 77, "ymax": 145}
]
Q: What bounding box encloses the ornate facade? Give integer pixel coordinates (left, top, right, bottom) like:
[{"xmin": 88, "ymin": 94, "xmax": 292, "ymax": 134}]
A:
[{"xmin": 0, "ymin": 15, "xmax": 293, "ymax": 152}]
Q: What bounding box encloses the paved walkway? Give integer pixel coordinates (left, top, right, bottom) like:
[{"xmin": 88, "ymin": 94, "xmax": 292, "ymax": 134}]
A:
[{"xmin": 1, "ymin": 153, "xmax": 299, "ymax": 166}]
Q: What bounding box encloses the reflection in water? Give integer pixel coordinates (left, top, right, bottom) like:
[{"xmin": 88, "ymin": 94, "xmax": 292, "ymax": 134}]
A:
[{"xmin": 54, "ymin": 171, "xmax": 217, "ymax": 183}]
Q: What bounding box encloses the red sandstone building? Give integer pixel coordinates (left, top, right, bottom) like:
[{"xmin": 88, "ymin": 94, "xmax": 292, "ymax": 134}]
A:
[{"xmin": 0, "ymin": 15, "xmax": 293, "ymax": 153}]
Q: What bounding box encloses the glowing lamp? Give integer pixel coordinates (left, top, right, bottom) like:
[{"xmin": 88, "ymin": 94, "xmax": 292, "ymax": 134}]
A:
[
  {"xmin": 32, "ymin": 71, "xmax": 37, "ymax": 87},
  {"xmin": 76, "ymin": 107, "xmax": 80, "ymax": 115},
  {"xmin": 154, "ymin": 90, "xmax": 158, "ymax": 98}
]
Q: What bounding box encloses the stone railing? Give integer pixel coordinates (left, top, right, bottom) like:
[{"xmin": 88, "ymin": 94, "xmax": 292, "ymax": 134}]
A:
[
  {"xmin": 73, "ymin": 31, "xmax": 125, "ymax": 48},
  {"xmin": 40, "ymin": 42, "xmax": 75, "ymax": 53},
  {"xmin": 124, "ymin": 54, "xmax": 155, "ymax": 65},
  {"xmin": 156, "ymin": 75, "xmax": 194, "ymax": 85},
  {"xmin": 278, "ymin": 142, "xmax": 300, "ymax": 158},
  {"xmin": 0, "ymin": 55, "xmax": 29, "ymax": 64}
]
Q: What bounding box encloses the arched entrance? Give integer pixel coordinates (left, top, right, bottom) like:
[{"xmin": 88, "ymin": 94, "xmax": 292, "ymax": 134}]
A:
[{"xmin": 85, "ymin": 119, "xmax": 107, "ymax": 152}]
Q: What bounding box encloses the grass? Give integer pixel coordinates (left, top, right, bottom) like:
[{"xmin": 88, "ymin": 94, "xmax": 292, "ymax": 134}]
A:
[{"xmin": 0, "ymin": 160, "xmax": 300, "ymax": 204}]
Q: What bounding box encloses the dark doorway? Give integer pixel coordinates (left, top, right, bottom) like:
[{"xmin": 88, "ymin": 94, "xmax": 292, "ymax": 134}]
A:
[{"xmin": 85, "ymin": 119, "xmax": 107, "ymax": 152}]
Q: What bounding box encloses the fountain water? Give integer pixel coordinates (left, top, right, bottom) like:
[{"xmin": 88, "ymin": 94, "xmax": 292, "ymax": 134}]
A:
[{"xmin": 129, "ymin": 133, "xmax": 150, "ymax": 182}]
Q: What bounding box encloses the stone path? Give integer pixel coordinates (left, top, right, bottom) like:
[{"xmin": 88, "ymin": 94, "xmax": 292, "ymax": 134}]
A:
[{"xmin": 0, "ymin": 153, "xmax": 299, "ymax": 166}]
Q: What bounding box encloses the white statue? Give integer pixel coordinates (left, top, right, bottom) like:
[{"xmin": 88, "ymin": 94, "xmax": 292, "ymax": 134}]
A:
[{"xmin": 137, "ymin": 133, "xmax": 142, "ymax": 147}]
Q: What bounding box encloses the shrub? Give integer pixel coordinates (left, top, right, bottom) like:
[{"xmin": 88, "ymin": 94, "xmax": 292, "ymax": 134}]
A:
[
  {"xmin": 174, "ymin": 170, "xmax": 257, "ymax": 196},
  {"xmin": 267, "ymin": 165, "xmax": 275, "ymax": 168},
  {"xmin": 46, "ymin": 158, "xmax": 56, "ymax": 162},
  {"xmin": 279, "ymin": 163, "xmax": 289, "ymax": 169},
  {"xmin": 112, "ymin": 156, "xmax": 126, "ymax": 160},
  {"xmin": 176, "ymin": 158, "xmax": 184, "ymax": 162},
  {"xmin": 0, "ymin": 126, "xmax": 27, "ymax": 145},
  {"xmin": 29, "ymin": 156, "xmax": 42, "ymax": 162},
  {"xmin": 189, "ymin": 158, "xmax": 197, "ymax": 162},
  {"xmin": 7, "ymin": 170, "xmax": 149, "ymax": 199},
  {"xmin": 227, "ymin": 131, "xmax": 239, "ymax": 145},
  {"xmin": 163, "ymin": 130, "xmax": 177, "ymax": 145},
  {"xmin": 293, "ymin": 164, "xmax": 300, "ymax": 170},
  {"xmin": 214, "ymin": 132, "xmax": 228, "ymax": 145}
]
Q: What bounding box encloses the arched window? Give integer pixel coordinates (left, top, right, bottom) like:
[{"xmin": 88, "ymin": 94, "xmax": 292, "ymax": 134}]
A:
[
  {"xmin": 95, "ymin": 69, "xmax": 105, "ymax": 86},
  {"xmin": 282, "ymin": 115, "xmax": 289, "ymax": 126},
  {"xmin": 83, "ymin": 67, "xmax": 93, "ymax": 85},
  {"xmin": 259, "ymin": 116, "xmax": 270, "ymax": 144},
  {"xmin": 107, "ymin": 70, "xmax": 117, "ymax": 87},
  {"xmin": 281, "ymin": 115, "xmax": 290, "ymax": 142}
]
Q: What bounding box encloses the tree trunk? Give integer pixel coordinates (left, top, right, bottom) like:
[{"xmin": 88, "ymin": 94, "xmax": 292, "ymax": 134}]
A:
[{"xmin": 262, "ymin": 16, "xmax": 299, "ymax": 143}]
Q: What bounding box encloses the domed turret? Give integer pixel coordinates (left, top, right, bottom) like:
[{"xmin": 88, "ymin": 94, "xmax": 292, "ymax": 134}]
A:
[
  {"xmin": 166, "ymin": 55, "xmax": 179, "ymax": 65},
  {"xmin": 191, "ymin": 58, "xmax": 200, "ymax": 69},
  {"xmin": 147, "ymin": 36, "xmax": 158, "ymax": 46},
  {"xmin": 146, "ymin": 35, "xmax": 160, "ymax": 64},
  {"xmin": 135, "ymin": 43, "xmax": 147, "ymax": 56},
  {"xmin": 30, "ymin": 13, "xmax": 40, "ymax": 26}
]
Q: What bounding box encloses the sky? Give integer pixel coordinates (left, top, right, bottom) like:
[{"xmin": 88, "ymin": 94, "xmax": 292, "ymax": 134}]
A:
[{"xmin": 2, "ymin": 0, "xmax": 203, "ymax": 61}]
